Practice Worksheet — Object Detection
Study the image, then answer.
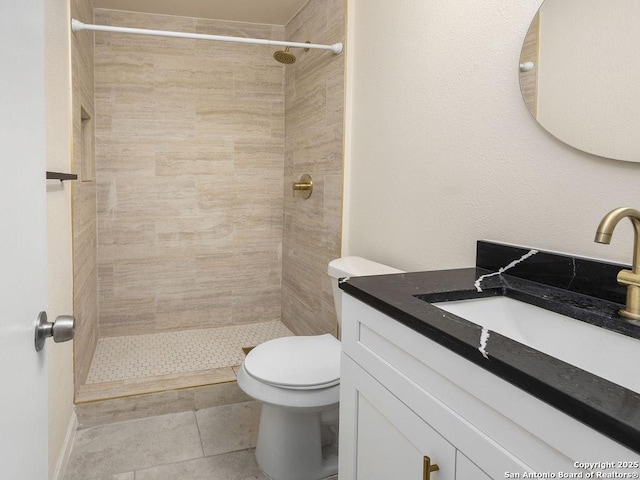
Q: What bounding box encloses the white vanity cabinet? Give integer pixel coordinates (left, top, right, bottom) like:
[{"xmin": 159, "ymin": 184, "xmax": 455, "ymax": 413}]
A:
[
  {"xmin": 338, "ymin": 294, "xmax": 638, "ymax": 480},
  {"xmin": 341, "ymin": 356, "xmax": 492, "ymax": 480}
]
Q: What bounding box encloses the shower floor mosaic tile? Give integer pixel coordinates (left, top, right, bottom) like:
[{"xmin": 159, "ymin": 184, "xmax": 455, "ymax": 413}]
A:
[{"xmin": 86, "ymin": 321, "xmax": 293, "ymax": 384}]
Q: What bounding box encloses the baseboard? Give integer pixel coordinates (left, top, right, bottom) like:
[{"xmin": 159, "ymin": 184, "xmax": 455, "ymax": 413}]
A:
[{"xmin": 51, "ymin": 410, "xmax": 77, "ymax": 480}]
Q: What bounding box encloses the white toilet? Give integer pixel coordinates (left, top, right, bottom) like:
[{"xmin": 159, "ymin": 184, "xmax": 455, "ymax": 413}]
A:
[{"xmin": 236, "ymin": 256, "xmax": 404, "ymax": 480}]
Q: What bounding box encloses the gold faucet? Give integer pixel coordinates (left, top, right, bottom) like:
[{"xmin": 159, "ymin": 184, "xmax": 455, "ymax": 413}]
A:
[{"xmin": 594, "ymin": 207, "xmax": 640, "ymax": 321}]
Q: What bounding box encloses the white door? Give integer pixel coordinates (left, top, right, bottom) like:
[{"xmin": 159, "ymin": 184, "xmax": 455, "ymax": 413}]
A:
[{"xmin": 0, "ymin": 1, "xmax": 49, "ymax": 478}]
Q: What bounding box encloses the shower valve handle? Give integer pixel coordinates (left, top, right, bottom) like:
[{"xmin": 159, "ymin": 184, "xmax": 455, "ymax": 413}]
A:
[{"xmin": 292, "ymin": 174, "xmax": 313, "ymax": 199}]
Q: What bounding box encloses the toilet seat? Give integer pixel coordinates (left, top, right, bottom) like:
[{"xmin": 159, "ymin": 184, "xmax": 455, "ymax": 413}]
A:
[{"xmin": 244, "ymin": 334, "xmax": 341, "ymax": 390}]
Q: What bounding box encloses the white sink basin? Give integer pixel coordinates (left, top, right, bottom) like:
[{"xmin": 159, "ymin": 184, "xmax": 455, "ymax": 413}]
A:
[{"xmin": 433, "ymin": 296, "xmax": 640, "ymax": 394}]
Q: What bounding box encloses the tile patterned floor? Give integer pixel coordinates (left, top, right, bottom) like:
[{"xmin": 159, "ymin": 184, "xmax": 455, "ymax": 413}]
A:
[
  {"xmin": 64, "ymin": 401, "xmax": 339, "ymax": 480},
  {"xmin": 86, "ymin": 321, "xmax": 293, "ymax": 384},
  {"xmin": 64, "ymin": 401, "xmax": 265, "ymax": 480}
]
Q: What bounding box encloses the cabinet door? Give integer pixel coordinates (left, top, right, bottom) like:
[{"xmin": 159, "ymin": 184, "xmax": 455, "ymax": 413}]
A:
[
  {"xmin": 341, "ymin": 356, "xmax": 455, "ymax": 480},
  {"xmin": 456, "ymin": 452, "xmax": 492, "ymax": 480}
]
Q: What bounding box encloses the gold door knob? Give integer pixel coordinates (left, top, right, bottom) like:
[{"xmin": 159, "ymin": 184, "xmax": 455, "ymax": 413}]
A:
[
  {"xmin": 292, "ymin": 174, "xmax": 313, "ymax": 199},
  {"xmin": 423, "ymin": 456, "xmax": 439, "ymax": 480}
]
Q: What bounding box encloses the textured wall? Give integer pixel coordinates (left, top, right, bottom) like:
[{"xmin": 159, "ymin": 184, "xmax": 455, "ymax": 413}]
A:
[
  {"xmin": 281, "ymin": 0, "xmax": 345, "ymax": 336},
  {"xmin": 344, "ymin": 0, "xmax": 640, "ymax": 272},
  {"xmin": 71, "ymin": 0, "xmax": 98, "ymax": 391},
  {"xmin": 94, "ymin": 10, "xmax": 285, "ymax": 336}
]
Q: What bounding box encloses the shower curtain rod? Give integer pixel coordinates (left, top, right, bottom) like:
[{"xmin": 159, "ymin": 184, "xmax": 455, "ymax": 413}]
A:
[{"xmin": 71, "ymin": 19, "xmax": 343, "ymax": 55}]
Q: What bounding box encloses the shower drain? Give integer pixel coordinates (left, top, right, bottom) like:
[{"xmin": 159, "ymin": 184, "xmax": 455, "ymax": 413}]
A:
[{"xmin": 242, "ymin": 346, "xmax": 255, "ymax": 356}]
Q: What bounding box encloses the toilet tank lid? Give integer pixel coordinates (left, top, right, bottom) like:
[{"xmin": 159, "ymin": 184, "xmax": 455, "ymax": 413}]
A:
[{"xmin": 327, "ymin": 256, "xmax": 404, "ymax": 279}]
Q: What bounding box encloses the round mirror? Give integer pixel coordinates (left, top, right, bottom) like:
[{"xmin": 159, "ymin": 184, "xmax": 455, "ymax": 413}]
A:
[{"xmin": 519, "ymin": 0, "xmax": 640, "ymax": 162}]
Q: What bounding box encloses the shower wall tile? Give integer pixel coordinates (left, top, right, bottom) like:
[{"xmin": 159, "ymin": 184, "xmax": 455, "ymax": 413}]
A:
[
  {"xmin": 93, "ymin": 54, "xmax": 155, "ymax": 89},
  {"xmin": 71, "ymin": 0, "xmax": 99, "ymax": 393},
  {"xmin": 155, "ymin": 155, "xmax": 230, "ymax": 177},
  {"xmin": 234, "ymin": 138, "xmax": 283, "ymax": 167},
  {"xmin": 103, "ymin": 9, "xmax": 196, "ymax": 32},
  {"xmin": 73, "ymin": 258, "xmax": 99, "ymax": 389},
  {"xmin": 191, "ymin": 63, "xmax": 235, "ymax": 98},
  {"xmin": 271, "ymin": 99, "xmax": 286, "ymax": 139},
  {"xmin": 95, "ymin": 10, "xmax": 285, "ymax": 336},
  {"xmin": 232, "ymin": 286, "xmax": 282, "ymax": 325},
  {"xmin": 155, "ymin": 290, "xmax": 233, "ymax": 332},
  {"xmin": 111, "ymin": 178, "xmax": 197, "ymax": 217},
  {"xmin": 108, "ymin": 96, "xmax": 196, "ymax": 140},
  {"xmin": 194, "ymin": 20, "xmax": 282, "ymax": 67},
  {"xmin": 155, "ymin": 214, "xmax": 235, "ymax": 254},
  {"xmin": 94, "ymin": 138, "xmax": 157, "ymax": 177},
  {"xmin": 98, "ymin": 295, "xmax": 156, "ymax": 329},
  {"xmin": 196, "ymin": 19, "xmax": 276, "ymax": 39},
  {"xmin": 234, "ymin": 65, "xmax": 285, "ymax": 100},
  {"xmin": 195, "ymin": 181, "xmax": 238, "ymax": 211},
  {"xmin": 194, "ymin": 248, "xmax": 281, "ymax": 292},
  {"xmin": 282, "ymin": 0, "xmax": 345, "ymax": 336},
  {"xmin": 195, "ymin": 98, "xmax": 275, "ymax": 138},
  {"xmin": 110, "ymin": 257, "xmax": 195, "ymax": 299}
]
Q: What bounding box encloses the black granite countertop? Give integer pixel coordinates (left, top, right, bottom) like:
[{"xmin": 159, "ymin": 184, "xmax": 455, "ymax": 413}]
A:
[{"xmin": 339, "ymin": 242, "xmax": 640, "ymax": 454}]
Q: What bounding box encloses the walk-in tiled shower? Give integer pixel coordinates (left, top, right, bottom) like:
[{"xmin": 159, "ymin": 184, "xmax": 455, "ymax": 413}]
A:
[{"xmin": 70, "ymin": 0, "xmax": 344, "ymax": 406}]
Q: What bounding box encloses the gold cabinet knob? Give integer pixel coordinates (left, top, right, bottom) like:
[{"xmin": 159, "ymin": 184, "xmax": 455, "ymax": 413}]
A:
[{"xmin": 423, "ymin": 456, "xmax": 439, "ymax": 480}]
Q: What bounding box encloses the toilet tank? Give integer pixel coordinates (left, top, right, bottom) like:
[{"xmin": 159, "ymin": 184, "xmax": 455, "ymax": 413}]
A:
[{"xmin": 327, "ymin": 256, "xmax": 405, "ymax": 329}]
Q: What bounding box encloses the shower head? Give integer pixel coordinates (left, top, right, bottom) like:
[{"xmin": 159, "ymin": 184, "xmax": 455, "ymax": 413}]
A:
[{"xmin": 273, "ymin": 47, "xmax": 296, "ymax": 64}]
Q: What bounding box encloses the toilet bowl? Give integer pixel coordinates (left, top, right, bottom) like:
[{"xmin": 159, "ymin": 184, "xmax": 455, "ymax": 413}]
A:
[
  {"xmin": 236, "ymin": 335, "xmax": 341, "ymax": 480},
  {"xmin": 236, "ymin": 256, "xmax": 404, "ymax": 480}
]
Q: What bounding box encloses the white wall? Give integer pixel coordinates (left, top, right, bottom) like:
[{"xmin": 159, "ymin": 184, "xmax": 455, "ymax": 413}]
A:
[
  {"xmin": 343, "ymin": 0, "xmax": 640, "ymax": 272},
  {"xmin": 45, "ymin": 0, "xmax": 75, "ymax": 477}
]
